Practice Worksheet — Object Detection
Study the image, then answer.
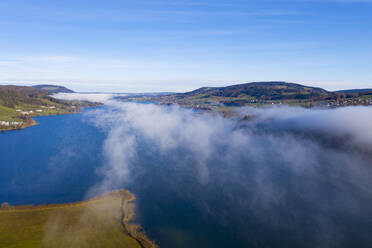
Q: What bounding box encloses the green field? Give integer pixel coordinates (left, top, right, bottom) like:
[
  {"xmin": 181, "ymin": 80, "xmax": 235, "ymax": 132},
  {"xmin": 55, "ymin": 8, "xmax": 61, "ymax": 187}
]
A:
[
  {"xmin": 0, "ymin": 191, "xmax": 143, "ymax": 248},
  {"xmin": 0, "ymin": 105, "xmax": 17, "ymax": 121}
]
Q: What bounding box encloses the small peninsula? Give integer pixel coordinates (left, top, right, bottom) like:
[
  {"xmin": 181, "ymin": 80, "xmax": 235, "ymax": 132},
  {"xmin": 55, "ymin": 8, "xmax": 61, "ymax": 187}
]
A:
[
  {"xmin": 0, "ymin": 85, "xmax": 99, "ymax": 131},
  {"xmin": 0, "ymin": 190, "xmax": 156, "ymax": 248}
]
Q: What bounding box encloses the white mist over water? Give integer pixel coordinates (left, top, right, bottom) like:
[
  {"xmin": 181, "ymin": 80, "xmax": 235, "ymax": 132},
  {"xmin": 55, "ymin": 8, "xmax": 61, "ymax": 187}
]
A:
[
  {"xmin": 88, "ymin": 103, "xmax": 372, "ymax": 190},
  {"xmin": 52, "ymin": 93, "xmax": 115, "ymax": 103},
  {"xmin": 239, "ymin": 106, "xmax": 372, "ymax": 147},
  {"xmin": 83, "ymin": 102, "xmax": 372, "ymax": 247},
  {"xmin": 86, "ymin": 101, "xmax": 237, "ymax": 194}
]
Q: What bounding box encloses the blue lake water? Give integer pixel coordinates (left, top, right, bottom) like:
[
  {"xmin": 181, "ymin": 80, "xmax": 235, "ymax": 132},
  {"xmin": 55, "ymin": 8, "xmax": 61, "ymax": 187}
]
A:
[
  {"xmin": 1, "ymin": 107, "xmax": 372, "ymax": 248},
  {"xmin": 0, "ymin": 110, "xmax": 105, "ymax": 205}
]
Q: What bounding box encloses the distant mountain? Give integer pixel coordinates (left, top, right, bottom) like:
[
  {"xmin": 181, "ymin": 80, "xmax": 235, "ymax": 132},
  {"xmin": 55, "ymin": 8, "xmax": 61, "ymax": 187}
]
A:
[
  {"xmin": 170, "ymin": 81, "xmax": 372, "ymax": 101},
  {"xmin": 135, "ymin": 81, "xmax": 372, "ymax": 109},
  {"xmin": 336, "ymin": 88, "xmax": 372, "ymax": 94},
  {"xmin": 32, "ymin": 84, "xmax": 74, "ymax": 94},
  {"xmin": 184, "ymin": 81, "xmax": 330, "ymax": 100}
]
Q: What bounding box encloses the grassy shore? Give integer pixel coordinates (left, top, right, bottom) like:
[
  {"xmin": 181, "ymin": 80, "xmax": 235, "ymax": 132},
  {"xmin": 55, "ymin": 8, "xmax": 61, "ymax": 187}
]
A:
[
  {"xmin": 0, "ymin": 190, "xmax": 156, "ymax": 248},
  {"xmin": 0, "ymin": 85, "xmax": 102, "ymax": 132},
  {"xmin": 0, "ymin": 104, "xmax": 95, "ymax": 132}
]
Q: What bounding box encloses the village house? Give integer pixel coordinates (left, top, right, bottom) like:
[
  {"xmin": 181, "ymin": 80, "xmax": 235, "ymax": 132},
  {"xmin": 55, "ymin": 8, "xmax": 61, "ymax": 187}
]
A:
[
  {"xmin": 0, "ymin": 121, "xmax": 22, "ymax": 127},
  {"xmin": 21, "ymin": 110, "xmax": 33, "ymax": 115}
]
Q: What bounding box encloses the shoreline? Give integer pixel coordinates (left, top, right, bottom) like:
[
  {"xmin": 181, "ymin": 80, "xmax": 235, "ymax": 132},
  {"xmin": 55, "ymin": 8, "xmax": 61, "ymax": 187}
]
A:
[
  {"xmin": 0, "ymin": 118, "xmax": 38, "ymax": 132},
  {"xmin": 0, "ymin": 105, "xmax": 99, "ymax": 132},
  {"xmin": 0, "ymin": 190, "xmax": 121, "ymax": 212},
  {"xmin": 121, "ymin": 190, "xmax": 158, "ymax": 248}
]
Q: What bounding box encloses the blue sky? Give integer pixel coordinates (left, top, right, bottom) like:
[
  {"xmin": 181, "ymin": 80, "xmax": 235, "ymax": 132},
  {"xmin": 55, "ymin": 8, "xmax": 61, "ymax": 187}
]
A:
[{"xmin": 0, "ymin": 0, "xmax": 372, "ymax": 92}]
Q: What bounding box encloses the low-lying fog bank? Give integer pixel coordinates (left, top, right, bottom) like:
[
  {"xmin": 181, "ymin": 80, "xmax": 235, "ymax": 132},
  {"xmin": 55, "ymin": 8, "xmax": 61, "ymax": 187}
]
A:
[
  {"xmin": 84, "ymin": 102, "xmax": 372, "ymax": 248},
  {"xmin": 52, "ymin": 92, "xmax": 116, "ymax": 103}
]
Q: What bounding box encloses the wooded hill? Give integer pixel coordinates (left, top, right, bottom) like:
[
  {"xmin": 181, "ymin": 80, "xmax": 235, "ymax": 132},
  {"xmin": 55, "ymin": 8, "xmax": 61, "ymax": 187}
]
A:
[
  {"xmin": 137, "ymin": 81, "xmax": 372, "ymax": 108},
  {"xmin": 177, "ymin": 81, "xmax": 372, "ymax": 101},
  {"xmin": 0, "ymin": 85, "xmax": 97, "ymax": 131},
  {"xmin": 32, "ymin": 84, "xmax": 74, "ymax": 94}
]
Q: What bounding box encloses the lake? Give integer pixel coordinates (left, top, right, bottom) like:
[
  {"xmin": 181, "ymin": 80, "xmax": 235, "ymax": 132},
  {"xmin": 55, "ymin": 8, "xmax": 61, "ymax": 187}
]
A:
[{"xmin": 1, "ymin": 105, "xmax": 372, "ymax": 248}]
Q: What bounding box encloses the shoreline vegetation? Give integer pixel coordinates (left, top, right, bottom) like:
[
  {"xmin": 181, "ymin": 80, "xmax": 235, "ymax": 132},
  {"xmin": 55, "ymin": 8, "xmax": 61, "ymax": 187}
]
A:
[
  {"xmin": 0, "ymin": 190, "xmax": 156, "ymax": 248},
  {"xmin": 121, "ymin": 191, "xmax": 158, "ymax": 248}
]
